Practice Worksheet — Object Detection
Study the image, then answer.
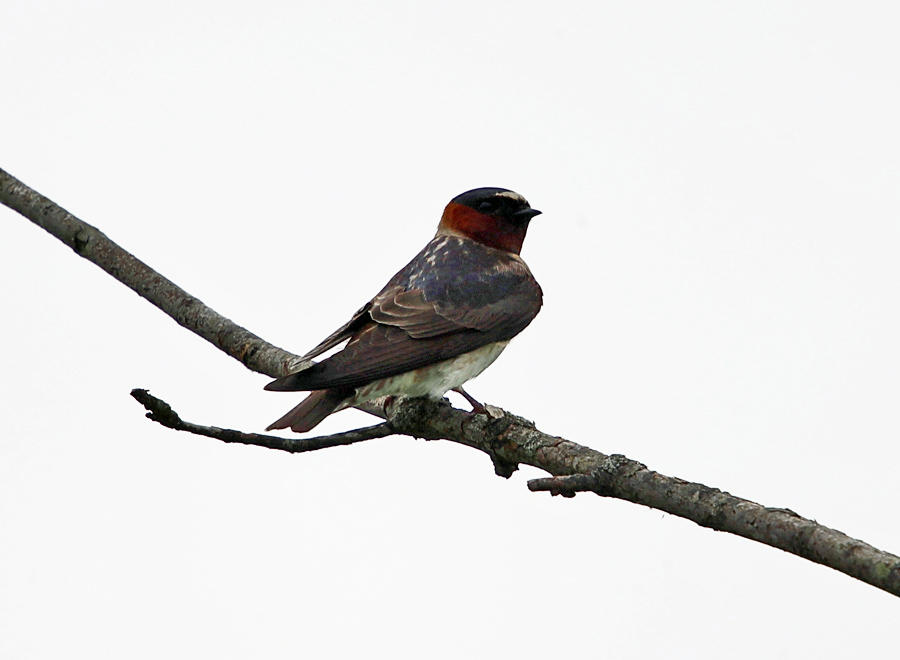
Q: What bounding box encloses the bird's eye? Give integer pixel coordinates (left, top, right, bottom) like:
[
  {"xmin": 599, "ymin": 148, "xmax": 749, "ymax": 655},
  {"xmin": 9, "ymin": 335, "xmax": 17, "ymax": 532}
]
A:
[{"xmin": 478, "ymin": 201, "xmax": 495, "ymax": 212}]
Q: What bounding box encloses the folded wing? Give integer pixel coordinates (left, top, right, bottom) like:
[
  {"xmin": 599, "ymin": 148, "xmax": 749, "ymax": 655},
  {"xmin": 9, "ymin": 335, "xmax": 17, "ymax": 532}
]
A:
[{"xmin": 266, "ymin": 238, "xmax": 542, "ymax": 392}]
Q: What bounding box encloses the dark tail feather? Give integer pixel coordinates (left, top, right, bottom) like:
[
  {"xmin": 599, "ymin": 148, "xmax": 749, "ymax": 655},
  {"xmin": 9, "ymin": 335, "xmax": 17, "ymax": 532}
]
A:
[{"xmin": 266, "ymin": 389, "xmax": 347, "ymax": 433}]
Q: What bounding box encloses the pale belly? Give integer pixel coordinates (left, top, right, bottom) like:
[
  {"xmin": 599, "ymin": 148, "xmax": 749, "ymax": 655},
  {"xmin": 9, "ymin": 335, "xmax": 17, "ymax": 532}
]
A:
[{"xmin": 350, "ymin": 340, "xmax": 510, "ymax": 405}]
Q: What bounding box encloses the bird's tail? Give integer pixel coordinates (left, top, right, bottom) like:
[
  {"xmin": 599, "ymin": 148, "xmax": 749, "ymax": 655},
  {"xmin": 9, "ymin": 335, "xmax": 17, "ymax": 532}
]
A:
[{"xmin": 265, "ymin": 389, "xmax": 348, "ymax": 433}]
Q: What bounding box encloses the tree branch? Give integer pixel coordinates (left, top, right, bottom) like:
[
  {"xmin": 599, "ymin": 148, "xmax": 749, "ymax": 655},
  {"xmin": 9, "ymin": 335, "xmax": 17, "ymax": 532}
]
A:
[
  {"xmin": 130, "ymin": 388, "xmax": 395, "ymax": 453},
  {"xmin": 4, "ymin": 165, "xmax": 899, "ymax": 598},
  {"xmin": 0, "ymin": 168, "xmax": 304, "ymax": 378},
  {"xmin": 528, "ymin": 474, "xmax": 899, "ymax": 595}
]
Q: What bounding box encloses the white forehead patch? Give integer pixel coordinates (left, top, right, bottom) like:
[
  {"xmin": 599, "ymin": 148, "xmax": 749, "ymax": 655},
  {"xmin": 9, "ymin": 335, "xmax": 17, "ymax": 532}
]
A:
[{"xmin": 494, "ymin": 190, "xmax": 528, "ymax": 204}]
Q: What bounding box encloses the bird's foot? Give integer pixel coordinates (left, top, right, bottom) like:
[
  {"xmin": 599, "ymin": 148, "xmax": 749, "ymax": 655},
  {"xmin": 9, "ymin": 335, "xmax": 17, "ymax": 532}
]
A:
[{"xmin": 453, "ymin": 387, "xmax": 490, "ymax": 415}]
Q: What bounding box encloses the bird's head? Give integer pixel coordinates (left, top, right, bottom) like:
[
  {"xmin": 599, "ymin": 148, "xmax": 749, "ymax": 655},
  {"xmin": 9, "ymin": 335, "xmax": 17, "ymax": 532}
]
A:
[{"xmin": 437, "ymin": 187, "xmax": 541, "ymax": 255}]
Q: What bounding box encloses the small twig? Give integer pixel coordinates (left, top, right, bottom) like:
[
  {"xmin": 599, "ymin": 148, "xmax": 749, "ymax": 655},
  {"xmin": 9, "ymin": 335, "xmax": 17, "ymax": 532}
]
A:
[
  {"xmin": 526, "ymin": 474, "xmax": 596, "ymax": 498},
  {"xmin": 130, "ymin": 389, "xmax": 395, "ymax": 453}
]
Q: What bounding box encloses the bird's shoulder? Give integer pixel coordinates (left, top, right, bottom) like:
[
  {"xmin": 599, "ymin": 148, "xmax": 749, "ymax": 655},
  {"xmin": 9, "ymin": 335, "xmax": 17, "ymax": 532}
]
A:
[{"xmin": 368, "ymin": 234, "xmax": 542, "ymax": 338}]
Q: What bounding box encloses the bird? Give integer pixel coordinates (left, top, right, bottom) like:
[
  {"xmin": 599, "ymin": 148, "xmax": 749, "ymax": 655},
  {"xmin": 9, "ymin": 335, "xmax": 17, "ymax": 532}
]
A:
[{"xmin": 264, "ymin": 187, "xmax": 543, "ymax": 432}]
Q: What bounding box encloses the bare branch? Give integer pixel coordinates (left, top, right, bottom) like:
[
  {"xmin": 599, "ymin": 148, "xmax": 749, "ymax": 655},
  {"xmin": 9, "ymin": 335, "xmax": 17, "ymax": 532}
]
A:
[
  {"xmin": 0, "ymin": 167, "xmax": 304, "ymax": 378},
  {"xmin": 386, "ymin": 397, "xmax": 900, "ymax": 595},
  {"xmin": 528, "ymin": 473, "xmax": 900, "ymax": 595},
  {"xmin": 4, "ymin": 165, "xmax": 899, "ymax": 598},
  {"xmin": 130, "ymin": 389, "xmax": 395, "ymax": 453}
]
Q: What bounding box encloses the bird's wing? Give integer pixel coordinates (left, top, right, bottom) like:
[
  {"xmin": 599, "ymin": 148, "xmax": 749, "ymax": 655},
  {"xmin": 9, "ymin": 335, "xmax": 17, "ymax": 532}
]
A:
[
  {"xmin": 265, "ymin": 237, "xmax": 542, "ymax": 392},
  {"xmin": 267, "ymin": 281, "xmax": 540, "ymax": 391},
  {"xmin": 367, "ymin": 285, "xmax": 515, "ymax": 338}
]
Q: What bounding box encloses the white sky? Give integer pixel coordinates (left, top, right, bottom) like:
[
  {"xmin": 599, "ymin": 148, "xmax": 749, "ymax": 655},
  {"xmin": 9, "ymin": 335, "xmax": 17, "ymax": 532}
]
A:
[{"xmin": 2, "ymin": 2, "xmax": 899, "ymax": 658}]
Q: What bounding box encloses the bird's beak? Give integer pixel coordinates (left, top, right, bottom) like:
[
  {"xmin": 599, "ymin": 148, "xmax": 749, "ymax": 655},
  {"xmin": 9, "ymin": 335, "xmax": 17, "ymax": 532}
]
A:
[{"xmin": 513, "ymin": 208, "xmax": 542, "ymax": 222}]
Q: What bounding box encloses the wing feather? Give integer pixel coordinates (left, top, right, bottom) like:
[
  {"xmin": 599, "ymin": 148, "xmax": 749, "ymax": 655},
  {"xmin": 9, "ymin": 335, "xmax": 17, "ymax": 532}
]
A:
[{"xmin": 266, "ymin": 237, "xmax": 542, "ymax": 392}]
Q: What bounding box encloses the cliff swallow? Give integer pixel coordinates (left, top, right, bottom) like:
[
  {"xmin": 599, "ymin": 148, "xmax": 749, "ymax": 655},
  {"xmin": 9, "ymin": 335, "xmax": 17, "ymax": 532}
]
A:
[{"xmin": 265, "ymin": 187, "xmax": 543, "ymax": 432}]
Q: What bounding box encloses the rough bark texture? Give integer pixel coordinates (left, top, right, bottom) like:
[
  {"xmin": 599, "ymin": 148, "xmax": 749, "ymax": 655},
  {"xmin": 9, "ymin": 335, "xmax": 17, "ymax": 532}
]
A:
[{"xmin": 3, "ymin": 165, "xmax": 899, "ymax": 598}]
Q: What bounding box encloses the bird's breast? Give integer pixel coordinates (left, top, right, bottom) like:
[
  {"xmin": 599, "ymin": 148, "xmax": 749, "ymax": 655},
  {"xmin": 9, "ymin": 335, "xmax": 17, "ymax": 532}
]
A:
[{"xmin": 351, "ymin": 340, "xmax": 510, "ymax": 403}]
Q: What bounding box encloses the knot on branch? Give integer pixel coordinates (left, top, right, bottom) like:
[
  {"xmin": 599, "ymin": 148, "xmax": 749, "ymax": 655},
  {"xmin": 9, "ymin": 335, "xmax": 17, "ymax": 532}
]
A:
[
  {"xmin": 478, "ymin": 412, "xmax": 536, "ymax": 479},
  {"xmin": 72, "ymin": 228, "xmax": 90, "ymax": 255},
  {"xmin": 385, "ymin": 396, "xmax": 526, "ymax": 478}
]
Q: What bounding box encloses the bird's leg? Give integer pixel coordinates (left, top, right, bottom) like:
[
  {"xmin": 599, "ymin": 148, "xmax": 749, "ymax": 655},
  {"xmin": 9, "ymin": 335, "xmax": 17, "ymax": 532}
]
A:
[
  {"xmin": 381, "ymin": 395, "xmax": 396, "ymax": 417},
  {"xmin": 453, "ymin": 387, "xmax": 487, "ymax": 415}
]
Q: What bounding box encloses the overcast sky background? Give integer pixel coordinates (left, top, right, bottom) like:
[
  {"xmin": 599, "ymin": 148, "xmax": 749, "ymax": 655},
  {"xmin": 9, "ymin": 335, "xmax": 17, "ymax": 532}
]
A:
[{"xmin": 2, "ymin": 2, "xmax": 899, "ymax": 658}]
